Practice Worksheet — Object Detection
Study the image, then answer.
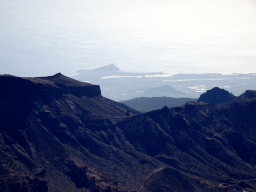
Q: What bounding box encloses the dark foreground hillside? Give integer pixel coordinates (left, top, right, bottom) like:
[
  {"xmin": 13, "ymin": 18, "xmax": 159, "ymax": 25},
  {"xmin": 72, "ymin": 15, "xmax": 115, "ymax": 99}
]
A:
[
  {"xmin": 0, "ymin": 74, "xmax": 140, "ymax": 192},
  {"xmin": 121, "ymin": 97, "xmax": 197, "ymax": 112},
  {"xmin": 1, "ymin": 74, "xmax": 256, "ymax": 192}
]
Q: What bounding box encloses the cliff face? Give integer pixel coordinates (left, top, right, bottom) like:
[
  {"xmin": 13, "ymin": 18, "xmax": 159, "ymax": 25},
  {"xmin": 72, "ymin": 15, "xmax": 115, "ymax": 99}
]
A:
[
  {"xmin": 0, "ymin": 74, "xmax": 139, "ymax": 192},
  {"xmin": 0, "ymin": 73, "xmax": 101, "ymax": 100}
]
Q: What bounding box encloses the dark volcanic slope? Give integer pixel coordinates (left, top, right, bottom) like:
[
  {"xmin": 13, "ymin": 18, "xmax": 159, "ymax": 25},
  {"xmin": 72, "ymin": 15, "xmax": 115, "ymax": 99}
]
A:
[
  {"xmin": 1, "ymin": 73, "xmax": 101, "ymax": 99},
  {"xmin": 1, "ymin": 74, "xmax": 256, "ymax": 192},
  {"xmin": 115, "ymin": 100, "xmax": 256, "ymax": 191},
  {"xmin": 0, "ymin": 74, "xmax": 141, "ymax": 192}
]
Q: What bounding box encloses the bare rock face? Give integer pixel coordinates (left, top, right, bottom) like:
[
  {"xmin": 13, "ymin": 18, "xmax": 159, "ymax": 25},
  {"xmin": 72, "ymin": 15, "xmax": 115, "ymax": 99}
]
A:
[{"xmin": 197, "ymin": 87, "xmax": 236, "ymax": 104}]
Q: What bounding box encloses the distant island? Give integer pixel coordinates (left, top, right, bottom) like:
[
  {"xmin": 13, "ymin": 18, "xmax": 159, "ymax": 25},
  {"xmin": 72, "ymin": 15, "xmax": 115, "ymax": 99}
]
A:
[{"xmin": 73, "ymin": 64, "xmax": 256, "ymax": 101}]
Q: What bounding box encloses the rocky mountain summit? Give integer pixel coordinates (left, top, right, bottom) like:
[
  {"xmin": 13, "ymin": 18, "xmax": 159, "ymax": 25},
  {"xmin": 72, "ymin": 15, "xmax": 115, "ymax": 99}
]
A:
[
  {"xmin": 238, "ymin": 90, "xmax": 256, "ymax": 100},
  {"xmin": 197, "ymin": 87, "xmax": 236, "ymax": 104},
  {"xmin": 1, "ymin": 74, "xmax": 256, "ymax": 192},
  {"xmin": 1, "ymin": 73, "xmax": 101, "ymax": 100}
]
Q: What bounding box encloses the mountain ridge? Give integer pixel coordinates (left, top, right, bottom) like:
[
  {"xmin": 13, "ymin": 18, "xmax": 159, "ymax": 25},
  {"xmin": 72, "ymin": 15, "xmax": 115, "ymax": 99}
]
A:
[
  {"xmin": 1, "ymin": 74, "xmax": 256, "ymax": 191},
  {"xmin": 0, "ymin": 73, "xmax": 101, "ymax": 100}
]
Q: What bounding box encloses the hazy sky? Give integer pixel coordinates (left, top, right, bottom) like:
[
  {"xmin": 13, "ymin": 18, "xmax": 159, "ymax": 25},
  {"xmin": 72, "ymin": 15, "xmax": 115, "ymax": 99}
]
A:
[{"xmin": 1, "ymin": 0, "xmax": 256, "ymax": 76}]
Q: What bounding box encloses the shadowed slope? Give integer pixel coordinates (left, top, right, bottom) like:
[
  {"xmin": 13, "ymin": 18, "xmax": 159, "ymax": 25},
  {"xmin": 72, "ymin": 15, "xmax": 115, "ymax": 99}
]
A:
[
  {"xmin": 115, "ymin": 97, "xmax": 256, "ymax": 191},
  {"xmin": 1, "ymin": 75, "xmax": 256, "ymax": 192},
  {"xmin": 0, "ymin": 73, "xmax": 141, "ymax": 192}
]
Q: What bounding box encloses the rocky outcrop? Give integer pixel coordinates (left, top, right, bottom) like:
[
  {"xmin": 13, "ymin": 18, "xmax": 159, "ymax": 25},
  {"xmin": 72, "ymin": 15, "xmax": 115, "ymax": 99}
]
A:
[
  {"xmin": 237, "ymin": 90, "xmax": 256, "ymax": 100},
  {"xmin": 198, "ymin": 87, "xmax": 236, "ymax": 104}
]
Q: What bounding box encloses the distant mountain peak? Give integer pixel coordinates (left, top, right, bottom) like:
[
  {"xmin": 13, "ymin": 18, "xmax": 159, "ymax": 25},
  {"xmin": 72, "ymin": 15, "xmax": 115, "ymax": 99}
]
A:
[
  {"xmin": 198, "ymin": 87, "xmax": 236, "ymax": 104},
  {"xmin": 108, "ymin": 63, "xmax": 119, "ymax": 69},
  {"xmin": 238, "ymin": 90, "xmax": 256, "ymax": 100},
  {"xmin": 52, "ymin": 72, "xmax": 64, "ymax": 77},
  {"xmin": 94, "ymin": 64, "xmax": 120, "ymax": 73},
  {"xmin": 141, "ymin": 85, "xmax": 184, "ymax": 97}
]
